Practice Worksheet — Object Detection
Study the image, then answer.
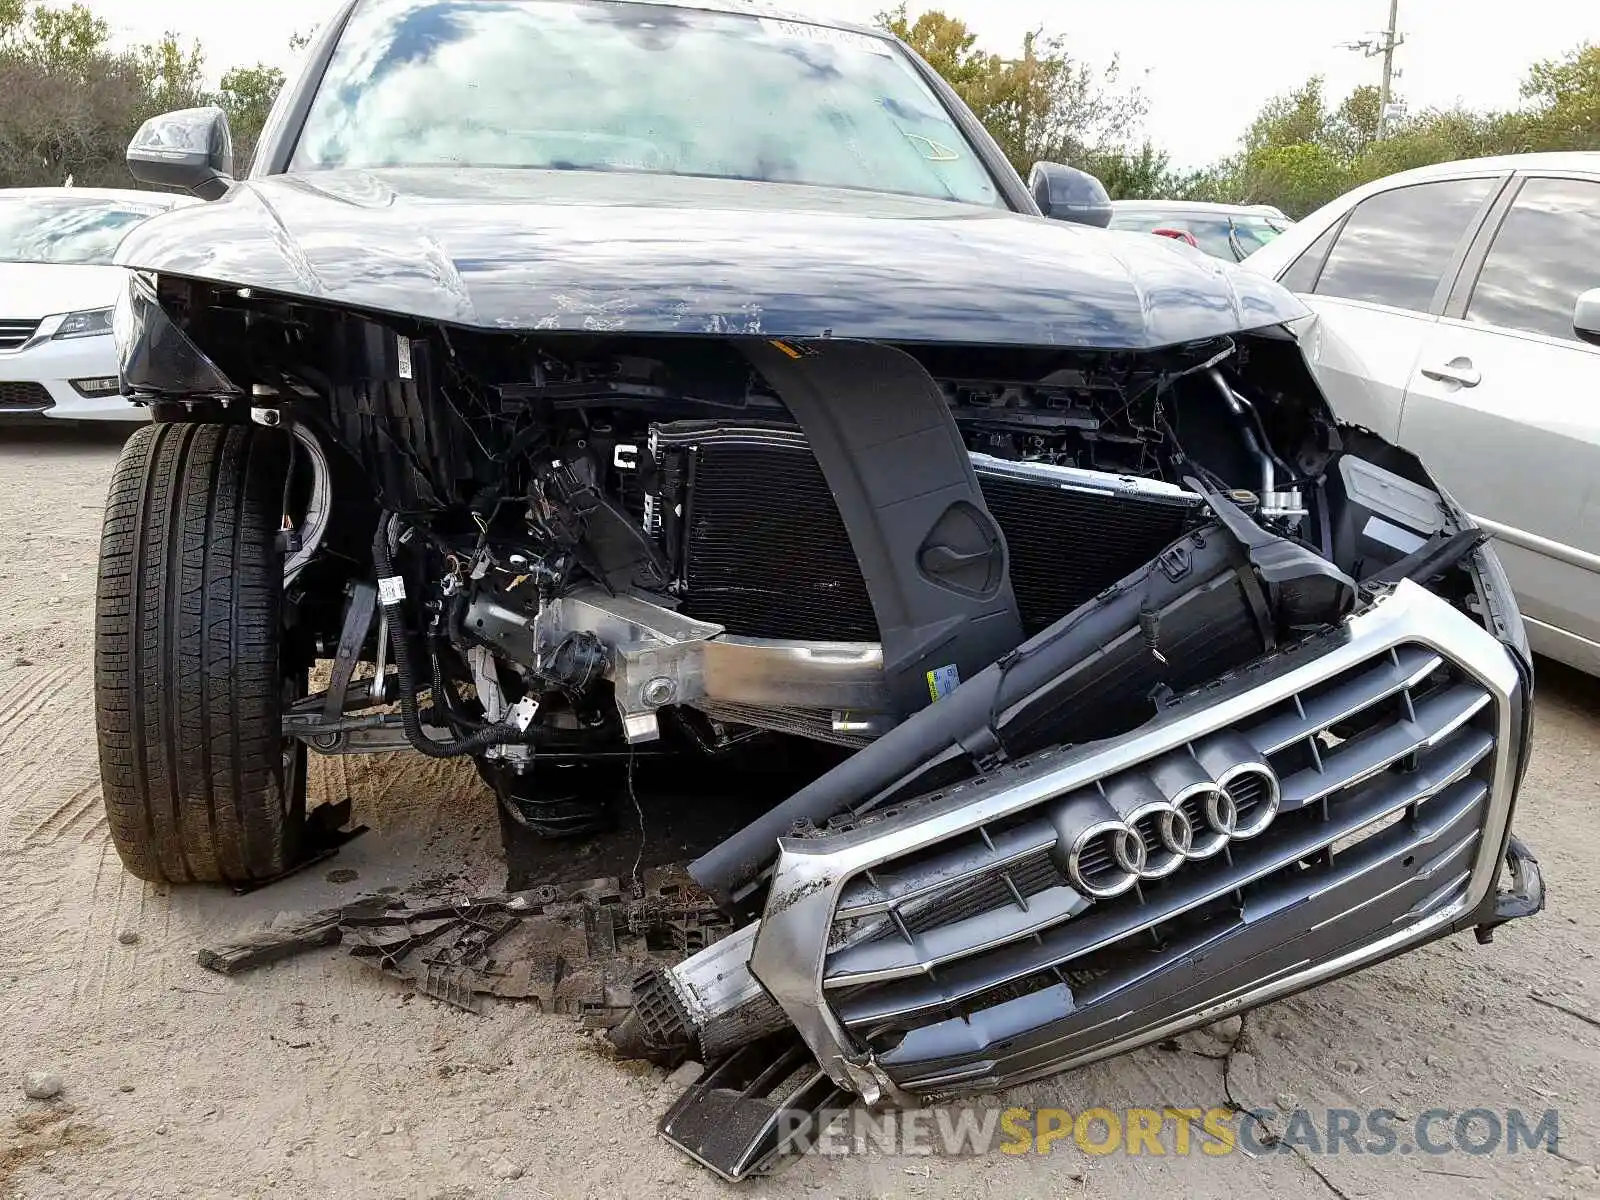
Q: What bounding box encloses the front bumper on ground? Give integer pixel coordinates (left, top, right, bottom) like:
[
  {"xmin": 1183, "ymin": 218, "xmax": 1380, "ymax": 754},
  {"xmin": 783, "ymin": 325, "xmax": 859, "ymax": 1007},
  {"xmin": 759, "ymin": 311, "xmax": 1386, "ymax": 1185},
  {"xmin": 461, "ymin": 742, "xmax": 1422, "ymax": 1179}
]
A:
[
  {"xmin": 669, "ymin": 579, "xmax": 1532, "ymax": 1112},
  {"xmin": 0, "ymin": 327, "xmax": 141, "ymax": 421}
]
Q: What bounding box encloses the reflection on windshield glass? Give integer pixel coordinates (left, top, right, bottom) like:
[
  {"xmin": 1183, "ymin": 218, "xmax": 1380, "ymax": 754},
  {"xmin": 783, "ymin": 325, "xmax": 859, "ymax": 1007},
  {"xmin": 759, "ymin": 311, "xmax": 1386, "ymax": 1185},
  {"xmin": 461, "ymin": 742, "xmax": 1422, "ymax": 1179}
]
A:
[
  {"xmin": 0, "ymin": 199, "xmax": 165, "ymax": 265},
  {"xmin": 292, "ymin": 0, "xmax": 1000, "ymax": 206}
]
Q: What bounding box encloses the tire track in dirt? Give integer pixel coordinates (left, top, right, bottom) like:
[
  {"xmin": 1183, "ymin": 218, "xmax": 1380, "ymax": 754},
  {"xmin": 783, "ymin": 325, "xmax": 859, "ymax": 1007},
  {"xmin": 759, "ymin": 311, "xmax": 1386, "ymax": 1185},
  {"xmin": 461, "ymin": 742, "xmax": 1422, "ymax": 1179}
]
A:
[
  {"xmin": 0, "ymin": 663, "xmax": 93, "ymax": 779},
  {"xmin": 64, "ymin": 839, "xmax": 153, "ymax": 1017},
  {"xmin": 13, "ymin": 779, "xmax": 103, "ymax": 848},
  {"xmin": 79, "ymin": 850, "xmax": 178, "ymax": 1017},
  {"xmin": 0, "ymin": 659, "xmax": 106, "ymax": 996},
  {"xmin": 2, "ymin": 665, "xmax": 101, "ymax": 855},
  {"xmin": 0, "ymin": 662, "xmax": 83, "ymax": 757}
]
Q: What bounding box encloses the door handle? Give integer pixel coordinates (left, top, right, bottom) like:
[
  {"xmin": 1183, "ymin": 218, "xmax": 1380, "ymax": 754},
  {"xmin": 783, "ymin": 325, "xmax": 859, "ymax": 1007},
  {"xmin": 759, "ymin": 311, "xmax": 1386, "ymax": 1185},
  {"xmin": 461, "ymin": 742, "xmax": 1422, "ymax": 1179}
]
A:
[{"xmin": 1421, "ymin": 357, "xmax": 1481, "ymax": 388}]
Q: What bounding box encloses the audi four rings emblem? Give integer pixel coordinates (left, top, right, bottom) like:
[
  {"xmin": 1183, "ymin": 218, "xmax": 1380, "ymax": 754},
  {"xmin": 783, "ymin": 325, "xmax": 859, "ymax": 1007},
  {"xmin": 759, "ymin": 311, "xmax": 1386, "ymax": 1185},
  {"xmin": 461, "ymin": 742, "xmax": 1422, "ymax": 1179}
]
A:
[{"xmin": 1064, "ymin": 758, "xmax": 1282, "ymax": 900}]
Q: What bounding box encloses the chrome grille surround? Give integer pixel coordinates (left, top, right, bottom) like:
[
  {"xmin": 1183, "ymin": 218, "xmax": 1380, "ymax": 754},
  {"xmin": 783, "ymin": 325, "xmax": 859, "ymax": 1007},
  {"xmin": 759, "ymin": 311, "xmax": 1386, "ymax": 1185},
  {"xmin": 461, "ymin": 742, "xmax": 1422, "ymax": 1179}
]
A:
[
  {"xmin": 745, "ymin": 581, "xmax": 1521, "ymax": 1104},
  {"xmin": 0, "ymin": 318, "xmax": 41, "ymax": 352}
]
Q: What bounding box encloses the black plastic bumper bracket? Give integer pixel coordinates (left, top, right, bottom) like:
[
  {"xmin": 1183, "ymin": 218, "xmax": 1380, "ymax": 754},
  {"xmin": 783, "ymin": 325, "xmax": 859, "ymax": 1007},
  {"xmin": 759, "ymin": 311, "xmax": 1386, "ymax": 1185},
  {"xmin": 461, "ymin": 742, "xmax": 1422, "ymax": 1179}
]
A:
[
  {"xmin": 744, "ymin": 340, "xmax": 1023, "ymax": 717},
  {"xmin": 658, "ymin": 1034, "xmax": 849, "ymax": 1182},
  {"xmin": 1475, "ymin": 835, "xmax": 1544, "ymax": 943}
]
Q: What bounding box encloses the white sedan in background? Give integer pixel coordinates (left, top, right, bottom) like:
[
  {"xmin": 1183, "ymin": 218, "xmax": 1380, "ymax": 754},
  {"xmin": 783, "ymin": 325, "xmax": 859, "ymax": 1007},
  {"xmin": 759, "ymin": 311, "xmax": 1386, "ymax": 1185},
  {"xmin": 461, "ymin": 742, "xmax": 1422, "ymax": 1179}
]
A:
[
  {"xmin": 0, "ymin": 187, "xmax": 194, "ymax": 421},
  {"xmin": 1107, "ymin": 200, "xmax": 1291, "ymax": 262},
  {"xmin": 1243, "ymin": 153, "xmax": 1600, "ymax": 675}
]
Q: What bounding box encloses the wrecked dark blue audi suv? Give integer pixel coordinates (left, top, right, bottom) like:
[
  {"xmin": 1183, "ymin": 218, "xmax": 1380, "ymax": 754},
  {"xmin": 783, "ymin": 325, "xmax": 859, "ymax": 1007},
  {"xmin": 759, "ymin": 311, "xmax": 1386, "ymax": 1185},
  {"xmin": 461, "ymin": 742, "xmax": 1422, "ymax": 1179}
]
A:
[{"xmin": 97, "ymin": 0, "xmax": 1541, "ymax": 1180}]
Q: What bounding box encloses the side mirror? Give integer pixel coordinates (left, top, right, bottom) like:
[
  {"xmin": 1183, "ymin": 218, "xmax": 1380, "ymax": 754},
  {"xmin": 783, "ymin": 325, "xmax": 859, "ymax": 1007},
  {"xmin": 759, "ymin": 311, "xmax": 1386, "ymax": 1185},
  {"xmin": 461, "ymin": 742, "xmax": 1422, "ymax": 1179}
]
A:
[
  {"xmin": 127, "ymin": 107, "xmax": 235, "ymax": 201},
  {"xmin": 1028, "ymin": 161, "xmax": 1112, "ymax": 228},
  {"xmin": 1575, "ymin": 288, "xmax": 1600, "ymax": 347}
]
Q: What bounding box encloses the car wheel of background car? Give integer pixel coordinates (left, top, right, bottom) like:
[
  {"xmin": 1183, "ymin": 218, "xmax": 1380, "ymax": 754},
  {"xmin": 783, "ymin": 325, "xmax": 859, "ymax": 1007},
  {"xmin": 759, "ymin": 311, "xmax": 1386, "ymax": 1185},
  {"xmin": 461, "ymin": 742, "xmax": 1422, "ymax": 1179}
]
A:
[{"xmin": 94, "ymin": 422, "xmax": 307, "ymax": 884}]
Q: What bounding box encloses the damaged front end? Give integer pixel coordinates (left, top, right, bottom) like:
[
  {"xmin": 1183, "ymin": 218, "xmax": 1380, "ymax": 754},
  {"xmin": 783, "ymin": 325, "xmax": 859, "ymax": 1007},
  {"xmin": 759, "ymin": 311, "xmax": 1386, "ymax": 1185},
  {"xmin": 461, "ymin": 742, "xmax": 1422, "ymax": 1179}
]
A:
[
  {"xmin": 619, "ymin": 427, "xmax": 1544, "ymax": 1176},
  {"xmin": 114, "ymin": 261, "xmax": 1541, "ymax": 1180}
]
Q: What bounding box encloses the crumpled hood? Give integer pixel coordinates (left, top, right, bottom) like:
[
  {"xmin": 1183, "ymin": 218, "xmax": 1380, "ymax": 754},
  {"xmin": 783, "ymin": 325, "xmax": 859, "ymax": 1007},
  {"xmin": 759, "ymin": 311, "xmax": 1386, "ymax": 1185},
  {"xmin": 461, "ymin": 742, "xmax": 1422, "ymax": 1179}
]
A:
[{"xmin": 115, "ymin": 168, "xmax": 1307, "ymax": 348}]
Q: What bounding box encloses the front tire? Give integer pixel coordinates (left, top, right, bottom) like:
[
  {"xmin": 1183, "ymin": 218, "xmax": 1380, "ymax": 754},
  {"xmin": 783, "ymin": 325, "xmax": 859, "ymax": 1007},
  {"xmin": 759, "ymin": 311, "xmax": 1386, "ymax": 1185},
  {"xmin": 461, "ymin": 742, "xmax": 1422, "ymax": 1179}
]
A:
[{"xmin": 95, "ymin": 422, "xmax": 306, "ymax": 884}]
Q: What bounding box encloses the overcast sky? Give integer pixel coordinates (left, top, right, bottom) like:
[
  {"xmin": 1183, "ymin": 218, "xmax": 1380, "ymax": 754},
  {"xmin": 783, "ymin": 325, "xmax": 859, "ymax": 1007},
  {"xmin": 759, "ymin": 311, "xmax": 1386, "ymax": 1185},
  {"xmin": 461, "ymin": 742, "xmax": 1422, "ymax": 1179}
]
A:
[{"xmin": 88, "ymin": 0, "xmax": 1596, "ymax": 167}]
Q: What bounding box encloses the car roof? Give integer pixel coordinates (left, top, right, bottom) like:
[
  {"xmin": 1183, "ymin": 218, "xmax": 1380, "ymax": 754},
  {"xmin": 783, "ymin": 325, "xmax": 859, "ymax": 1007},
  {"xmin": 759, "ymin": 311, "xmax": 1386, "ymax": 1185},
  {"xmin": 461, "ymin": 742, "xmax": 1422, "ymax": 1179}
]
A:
[
  {"xmin": 0, "ymin": 186, "xmax": 195, "ymax": 207},
  {"xmin": 1351, "ymin": 151, "xmax": 1600, "ymax": 187},
  {"xmin": 1111, "ymin": 200, "xmax": 1286, "ymax": 218},
  {"xmin": 1239, "ymin": 150, "xmax": 1600, "ymax": 281}
]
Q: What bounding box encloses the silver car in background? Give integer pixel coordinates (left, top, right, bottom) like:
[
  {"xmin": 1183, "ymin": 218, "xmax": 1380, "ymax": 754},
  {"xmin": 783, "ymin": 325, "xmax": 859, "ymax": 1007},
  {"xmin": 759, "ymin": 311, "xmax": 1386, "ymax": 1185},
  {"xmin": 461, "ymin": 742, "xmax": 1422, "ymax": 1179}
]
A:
[
  {"xmin": 1108, "ymin": 199, "xmax": 1291, "ymax": 261},
  {"xmin": 1244, "ymin": 153, "xmax": 1600, "ymax": 675}
]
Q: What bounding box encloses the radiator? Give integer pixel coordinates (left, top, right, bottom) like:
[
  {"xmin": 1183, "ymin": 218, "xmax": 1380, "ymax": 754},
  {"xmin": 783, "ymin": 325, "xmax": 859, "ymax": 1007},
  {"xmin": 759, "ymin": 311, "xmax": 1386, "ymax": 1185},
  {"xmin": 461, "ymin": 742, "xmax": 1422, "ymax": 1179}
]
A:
[{"xmin": 648, "ymin": 422, "xmax": 1205, "ymax": 641}]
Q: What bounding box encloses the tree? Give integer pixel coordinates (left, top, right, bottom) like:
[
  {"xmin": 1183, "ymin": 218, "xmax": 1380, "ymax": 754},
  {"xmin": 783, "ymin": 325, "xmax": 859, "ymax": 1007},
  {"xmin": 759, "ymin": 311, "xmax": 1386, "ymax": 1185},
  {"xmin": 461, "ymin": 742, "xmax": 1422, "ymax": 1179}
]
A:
[
  {"xmin": 0, "ymin": 1, "xmax": 151, "ymax": 187},
  {"xmin": 1327, "ymin": 85, "xmax": 1382, "ymax": 161},
  {"xmin": 1086, "ymin": 141, "xmax": 1174, "ymax": 200},
  {"xmin": 1240, "ymin": 142, "xmax": 1348, "ymax": 215},
  {"xmin": 877, "ymin": 8, "xmax": 1146, "ymax": 179},
  {"xmin": 977, "ymin": 33, "xmax": 1145, "ymax": 172},
  {"xmin": 1243, "ymin": 77, "xmax": 1330, "ymax": 156},
  {"xmin": 0, "ymin": 3, "xmax": 304, "ymax": 189},
  {"xmin": 876, "ymin": 5, "xmax": 986, "ymax": 94},
  {"xmin": 1194, "ymin": 40, "xmax": 1599, "ymax": 217},
  {"xmin": 1517, "ymin": 42, "xmax": 1600, "ymax": 151},
  {"xmin": 134, "ymin": 31, "xmax": 205, "ymax": 113},
  {"xmin": 21, "ymin": 0, "xmax": 106, "ymax": 76},
  {"xmin": 217, "ymin": 63, "xmax": 287, "ymax": 171}
]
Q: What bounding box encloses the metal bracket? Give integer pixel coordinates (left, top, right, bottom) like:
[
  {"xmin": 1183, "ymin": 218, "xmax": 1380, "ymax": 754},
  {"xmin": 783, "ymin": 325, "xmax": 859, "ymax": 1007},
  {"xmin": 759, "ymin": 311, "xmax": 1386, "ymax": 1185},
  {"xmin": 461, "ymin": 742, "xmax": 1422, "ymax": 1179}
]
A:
[
  {"xmin": 326, "ymin": 582, "xmax": 378, "ymax": 722},
  {"xmin": 468, "ymin": 644, "xmax": 508, "ymax": 723},
  {"xmin": 285, "ymin": 711, "xmax": 451, "ymax": 755},
  {"xmin": 465, "ymin": 587, "xmax": 890, "ymax": 743}
]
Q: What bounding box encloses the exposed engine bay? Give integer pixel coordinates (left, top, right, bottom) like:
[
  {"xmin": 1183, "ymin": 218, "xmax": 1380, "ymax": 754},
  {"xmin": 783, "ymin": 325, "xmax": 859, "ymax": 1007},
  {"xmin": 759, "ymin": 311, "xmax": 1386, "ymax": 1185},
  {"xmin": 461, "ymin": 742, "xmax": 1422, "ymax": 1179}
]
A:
[
  {"xmin": 120, "ymin": 272, "xmax": 1518, "ymax": 866},
  {"xmin": 121, "ymin": 277, "xmax": 1538, "ymax": 1180}
]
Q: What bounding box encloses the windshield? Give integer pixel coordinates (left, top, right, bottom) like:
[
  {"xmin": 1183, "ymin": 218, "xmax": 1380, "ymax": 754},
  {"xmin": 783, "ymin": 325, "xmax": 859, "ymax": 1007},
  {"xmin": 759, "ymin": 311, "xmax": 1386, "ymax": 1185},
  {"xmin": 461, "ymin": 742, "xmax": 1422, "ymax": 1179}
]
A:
[
  {"xmin": 0, "ymin": 196, "xmax": 168, "ymax": 265},
  {"xmin": 1109, "ymin": 211, "xmax": 1289, "ymax": 261},
  {"xmin": 290, "ymin": 0, "xmax": 1001, "ymax": 206}
]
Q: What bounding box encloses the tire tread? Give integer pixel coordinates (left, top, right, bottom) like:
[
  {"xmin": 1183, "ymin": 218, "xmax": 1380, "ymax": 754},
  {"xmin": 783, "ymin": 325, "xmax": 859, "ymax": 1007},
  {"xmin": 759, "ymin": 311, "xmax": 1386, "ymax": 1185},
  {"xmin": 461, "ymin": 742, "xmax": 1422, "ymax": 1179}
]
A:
[{"xmin": 95, "ymin": 422, "xmax": 299, "ymax": 884}]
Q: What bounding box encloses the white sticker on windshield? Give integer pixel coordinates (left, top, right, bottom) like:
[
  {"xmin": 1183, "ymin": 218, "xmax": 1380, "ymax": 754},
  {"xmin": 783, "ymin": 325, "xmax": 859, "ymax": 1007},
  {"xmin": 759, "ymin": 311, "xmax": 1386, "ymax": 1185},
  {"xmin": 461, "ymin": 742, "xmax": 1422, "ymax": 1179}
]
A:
[
  {"xmin": 759, "ymin": 18, "xmax": 893, "ymax": 56},
  {"xmin": 396, "ymin": 334, "xmax": 413, "ymax": 381}
]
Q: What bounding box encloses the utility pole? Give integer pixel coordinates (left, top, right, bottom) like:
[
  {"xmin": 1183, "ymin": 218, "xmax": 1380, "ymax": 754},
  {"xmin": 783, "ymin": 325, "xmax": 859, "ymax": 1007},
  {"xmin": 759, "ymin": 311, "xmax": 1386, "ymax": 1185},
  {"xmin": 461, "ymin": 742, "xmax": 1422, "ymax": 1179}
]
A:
[
  {"xmin": 1378, "ymin": 0, "xmax": 1402, "ymax": 122},
  {"xmin": 1338, "ymin": 0, "xmax": 1406, "ymax": 136}
]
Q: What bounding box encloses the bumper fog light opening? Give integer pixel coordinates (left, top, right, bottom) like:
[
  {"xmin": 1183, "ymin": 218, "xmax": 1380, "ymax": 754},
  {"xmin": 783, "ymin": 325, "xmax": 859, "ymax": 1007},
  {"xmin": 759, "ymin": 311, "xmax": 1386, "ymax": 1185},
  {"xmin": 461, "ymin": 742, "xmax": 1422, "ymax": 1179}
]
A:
[{"xmin": 71, "ymin": 377, "xmax": 122, "ymax": 398}]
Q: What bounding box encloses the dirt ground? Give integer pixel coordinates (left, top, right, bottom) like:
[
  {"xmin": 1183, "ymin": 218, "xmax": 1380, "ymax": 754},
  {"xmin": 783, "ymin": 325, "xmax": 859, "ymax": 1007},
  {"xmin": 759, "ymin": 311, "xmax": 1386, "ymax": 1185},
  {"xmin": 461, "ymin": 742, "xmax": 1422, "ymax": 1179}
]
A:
[{"xmin": 3, "ymin": 425, "xmax": 1598, "ymax": 1200}]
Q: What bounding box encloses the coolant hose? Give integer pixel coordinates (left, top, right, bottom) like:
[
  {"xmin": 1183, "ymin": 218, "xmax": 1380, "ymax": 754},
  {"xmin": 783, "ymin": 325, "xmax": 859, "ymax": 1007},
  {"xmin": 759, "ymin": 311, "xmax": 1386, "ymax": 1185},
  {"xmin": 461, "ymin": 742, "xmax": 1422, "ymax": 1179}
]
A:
[{"xmin": 372, "ymin": 514, "xmax": 526, "ymax": 759}]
